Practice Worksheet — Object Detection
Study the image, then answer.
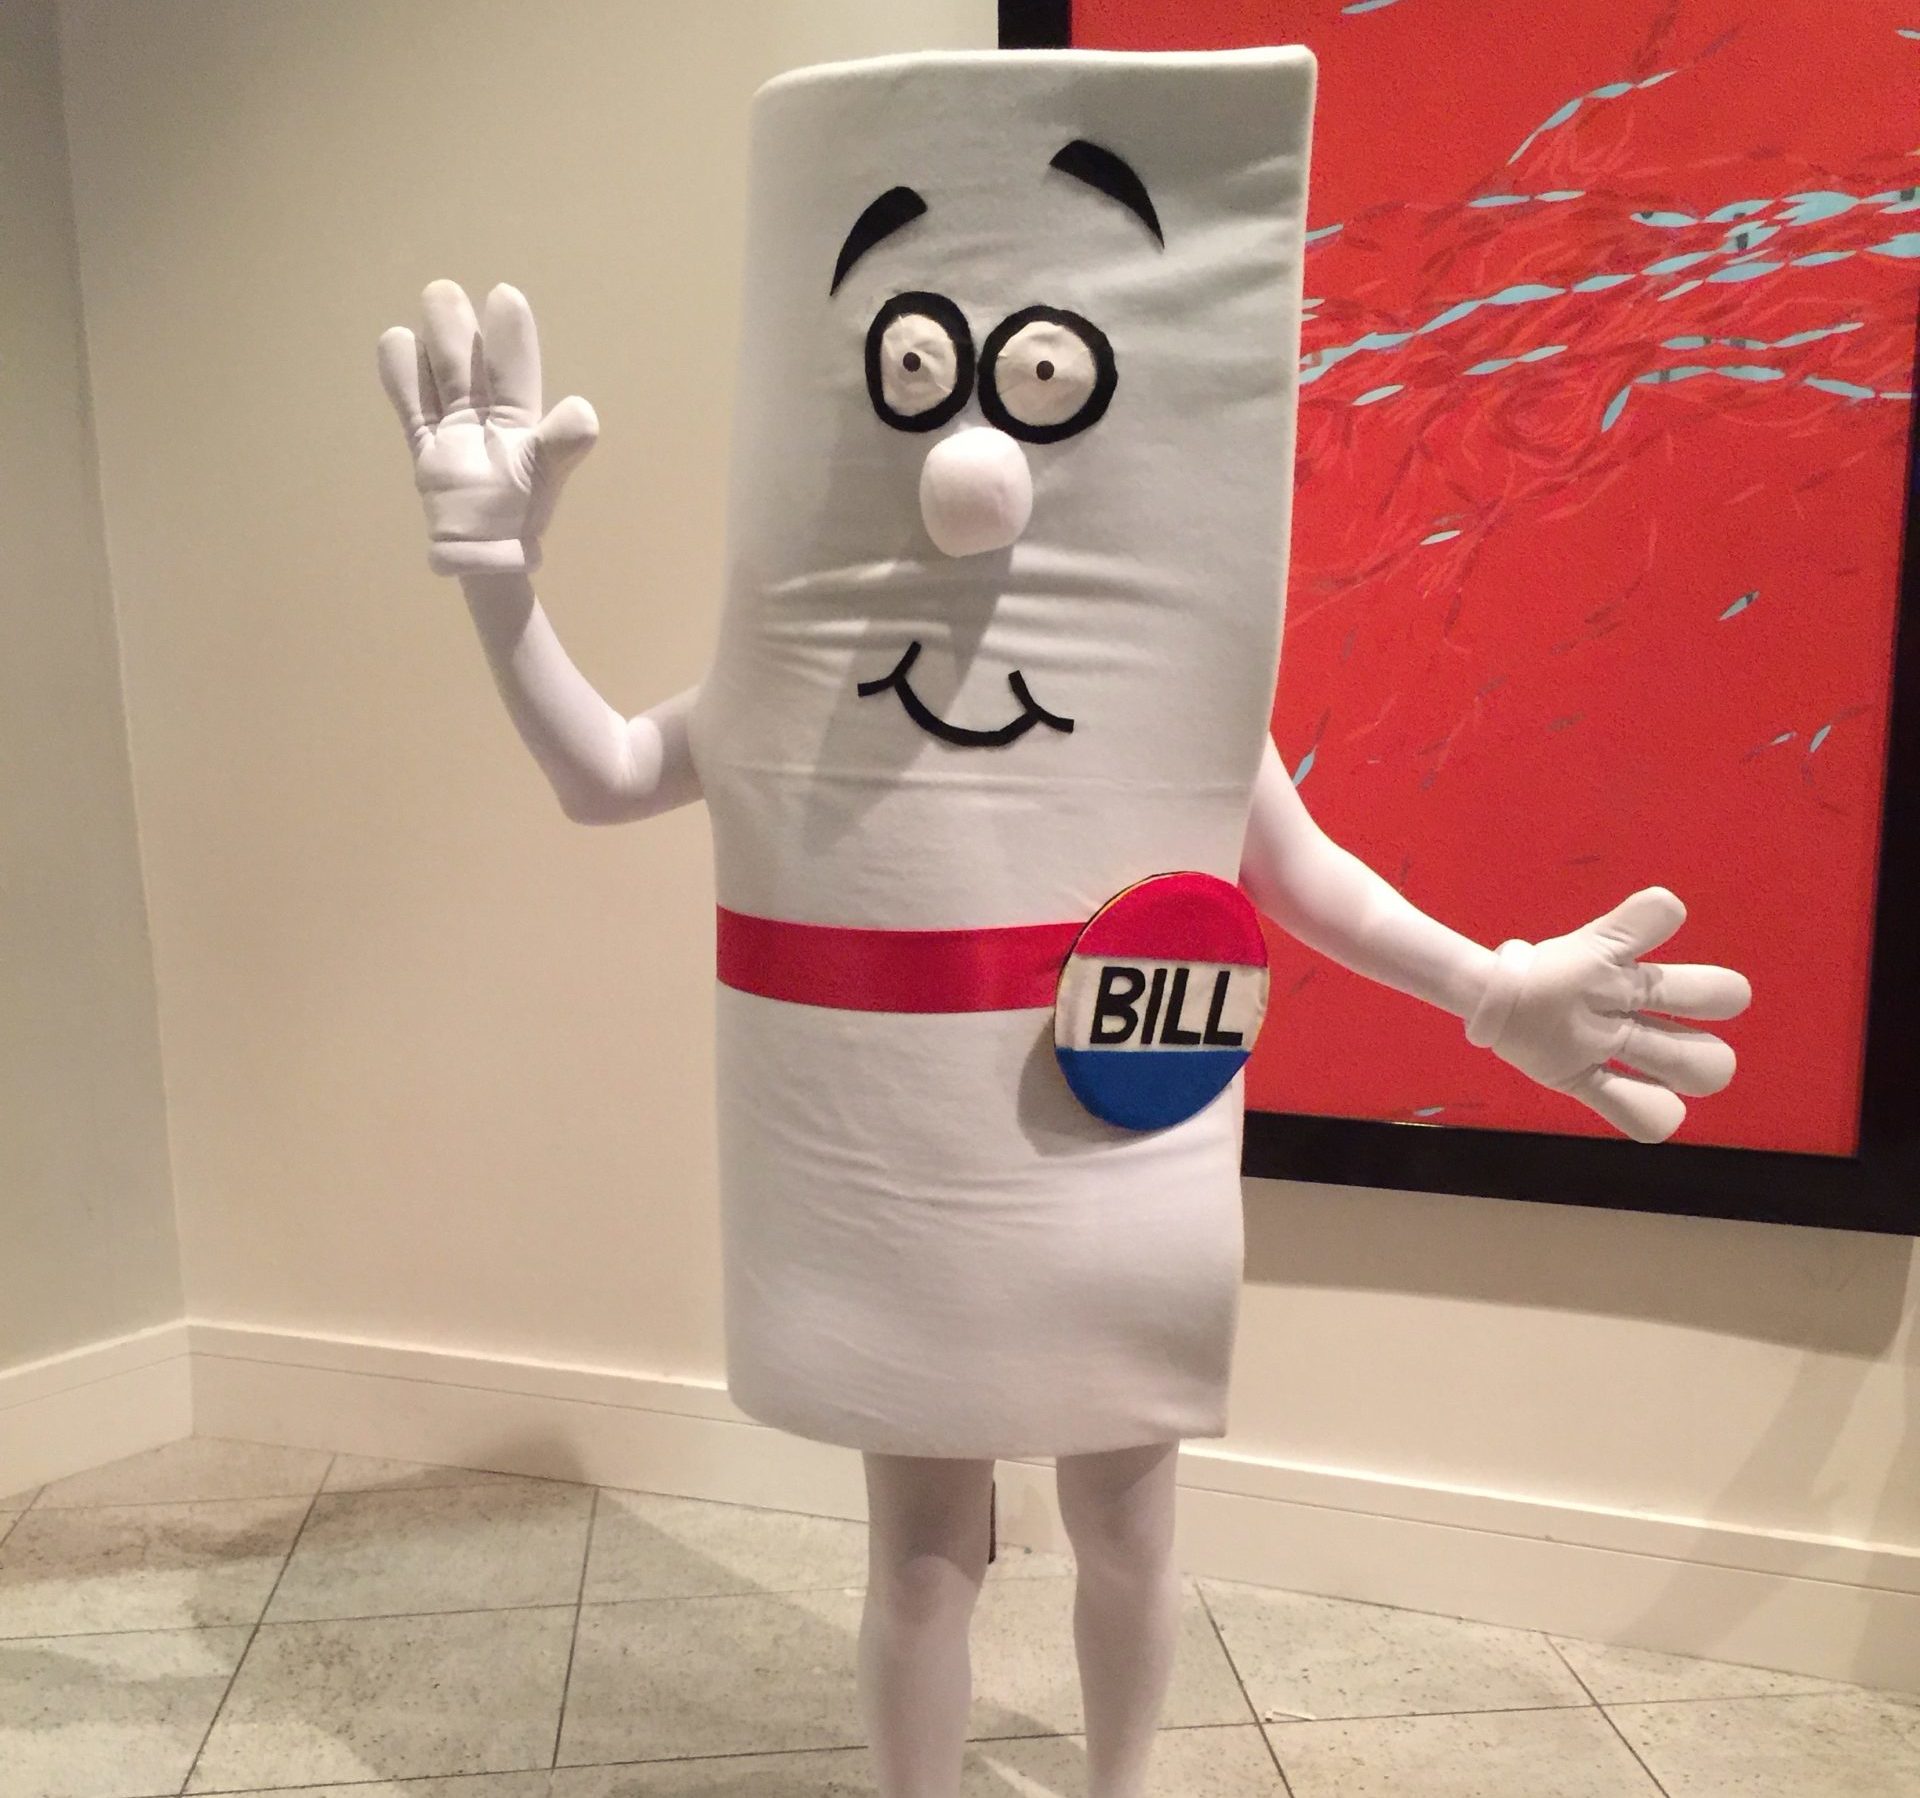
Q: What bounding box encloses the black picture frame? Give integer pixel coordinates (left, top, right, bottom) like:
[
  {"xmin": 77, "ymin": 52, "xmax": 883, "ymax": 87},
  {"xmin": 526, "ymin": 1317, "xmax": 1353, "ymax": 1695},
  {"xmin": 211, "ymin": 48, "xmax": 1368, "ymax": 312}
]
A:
[{"xmin": 1001, "ymin": 0, "xmax": 1920, "ymax": 1237}]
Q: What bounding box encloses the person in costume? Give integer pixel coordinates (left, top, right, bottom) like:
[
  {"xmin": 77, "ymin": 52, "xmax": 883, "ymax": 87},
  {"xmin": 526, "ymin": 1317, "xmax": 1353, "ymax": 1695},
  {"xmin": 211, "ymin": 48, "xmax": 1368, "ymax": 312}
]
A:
[{"xmin": 377, "ymin": 49, "xmax": 1749, "ymax": 1798}]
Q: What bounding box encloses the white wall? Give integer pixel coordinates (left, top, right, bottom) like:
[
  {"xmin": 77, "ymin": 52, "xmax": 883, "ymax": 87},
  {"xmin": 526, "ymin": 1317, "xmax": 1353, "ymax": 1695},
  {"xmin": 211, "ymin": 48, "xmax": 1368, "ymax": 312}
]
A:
[
  {"xmin": 0, "ymin": 0, "xmax": 181, "ymax": 1370},
  {"xmin": 50, "ymin": 0, "xmax": 1919, "ymax": 1658}
]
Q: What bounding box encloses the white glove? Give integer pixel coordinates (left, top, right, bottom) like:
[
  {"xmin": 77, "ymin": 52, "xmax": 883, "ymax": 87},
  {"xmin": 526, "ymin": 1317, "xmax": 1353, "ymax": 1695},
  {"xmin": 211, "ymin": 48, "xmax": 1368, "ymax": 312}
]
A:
[
  {"xmin": 377, "ymin": 280, "xmax": 598, "ymax": 576},
  {"xmin": 1466, "ymin": 887, "xmax": 1751, "ymax": 1144}
]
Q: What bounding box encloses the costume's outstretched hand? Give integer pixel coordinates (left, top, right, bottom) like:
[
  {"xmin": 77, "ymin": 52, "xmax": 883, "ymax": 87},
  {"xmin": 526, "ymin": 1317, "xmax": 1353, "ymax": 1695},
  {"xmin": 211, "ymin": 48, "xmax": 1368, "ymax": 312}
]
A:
[
  {"xmin": 1466, "ymin": 888, "xmax": 1751, "ymax": 1144},
  {"xmin": 377, "ymin": 280, "xmax": 598, "ymax": 576}
]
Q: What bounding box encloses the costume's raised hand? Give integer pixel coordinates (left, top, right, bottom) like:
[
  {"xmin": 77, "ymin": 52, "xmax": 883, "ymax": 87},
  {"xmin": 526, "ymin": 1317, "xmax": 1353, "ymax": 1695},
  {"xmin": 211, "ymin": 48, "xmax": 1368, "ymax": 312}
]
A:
[
  {"xmin": 1465, "ymin": 888, "xmax": 1751, "ymax": 1144},
  {"xmin": 377, "ymin": 280, "xmax": 598, "ymax": 575}
]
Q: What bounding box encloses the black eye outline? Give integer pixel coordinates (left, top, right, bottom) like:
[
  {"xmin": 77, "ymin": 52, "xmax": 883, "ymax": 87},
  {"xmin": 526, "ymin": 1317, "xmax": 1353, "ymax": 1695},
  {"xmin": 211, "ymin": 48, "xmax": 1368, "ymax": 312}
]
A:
[
  {"xmin": 865, "ymin": 291, "xmax": 975, "ymax": 434},
  {"xmin": 978, "ymin": 305, "xmax": 1117, "ymax": 444}
]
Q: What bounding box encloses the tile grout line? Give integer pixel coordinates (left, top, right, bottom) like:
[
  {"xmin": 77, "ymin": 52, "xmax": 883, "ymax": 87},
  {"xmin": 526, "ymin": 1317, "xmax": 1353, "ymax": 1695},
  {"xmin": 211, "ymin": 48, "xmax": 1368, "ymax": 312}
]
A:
[
  {"xmin": 17, "ymin": 1489, "xmax": 349, "ymax": 1515},
  {"xmin": 550, "ymin": 1484, "xmax": 601, "ymax": 1769},
  {"xmin": 176, "ymin": 1453, "xmax": 337, "ymax": 1796},
  {"xmin": 1269, "ymin": 1701, "xmax": 1606, "ymax": 1724},
  {"xmin": 1546, "ymin": 1636, "xmax": 1675, "ymax": 1798},
  {"xmin": 1194, "ymin": 1577, "xmax": 1297, "ymax": 1797}
]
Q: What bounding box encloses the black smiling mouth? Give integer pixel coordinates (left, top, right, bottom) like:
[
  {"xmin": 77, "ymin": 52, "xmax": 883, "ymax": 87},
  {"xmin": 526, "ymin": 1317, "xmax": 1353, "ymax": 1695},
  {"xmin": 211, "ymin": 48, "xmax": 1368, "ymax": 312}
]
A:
[{"xmin": 855, "ymin": 640, "xmax": 1075, "ymax": 748}]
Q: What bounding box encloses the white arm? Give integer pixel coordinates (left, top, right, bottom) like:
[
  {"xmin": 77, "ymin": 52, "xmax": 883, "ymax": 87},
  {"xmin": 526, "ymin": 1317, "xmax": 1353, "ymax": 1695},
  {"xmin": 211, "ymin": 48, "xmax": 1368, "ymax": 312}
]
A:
[
  {"xmin": 1239, "ymin": 736, "xmax": 1751, "ymax": 1142},
  {"xmin": 460, "ymin": 571, "xmax": 700, "ymax": 826},
  {"xmin": 377, "ymin": 280, "xmax": 701, "ymax": 826},
  {"xmin": 1240, "ymin": 737, "xmax": 1495, "ymax": 1016}
]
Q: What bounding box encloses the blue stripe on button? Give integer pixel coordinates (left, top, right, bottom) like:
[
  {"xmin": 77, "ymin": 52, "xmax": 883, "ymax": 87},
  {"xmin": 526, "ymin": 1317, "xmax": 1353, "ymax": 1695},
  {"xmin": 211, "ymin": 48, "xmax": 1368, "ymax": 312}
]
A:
[{"xmin": 1055, "ymin": 1047, "xmax": 1249, "ymax": 1133}]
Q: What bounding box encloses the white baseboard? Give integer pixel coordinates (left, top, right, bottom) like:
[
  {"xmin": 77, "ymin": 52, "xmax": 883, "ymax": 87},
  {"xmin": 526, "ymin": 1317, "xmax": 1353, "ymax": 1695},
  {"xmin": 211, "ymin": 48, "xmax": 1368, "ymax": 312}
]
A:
[
  {"xmin": 0, "ymin": 1322, "xmax": 192, "ymax": 1496},
  {"xmin": 187, "ymin": 1318, "xmax": 1920, "ymax": 1695}
]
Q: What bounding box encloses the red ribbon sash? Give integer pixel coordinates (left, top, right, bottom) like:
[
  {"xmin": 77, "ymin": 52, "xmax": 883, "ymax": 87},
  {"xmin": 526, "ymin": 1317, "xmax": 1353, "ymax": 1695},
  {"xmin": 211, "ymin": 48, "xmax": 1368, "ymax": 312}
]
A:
[{"xmin": 716, "ymin": 906, "xmax": 1082, "ymax": 1014}]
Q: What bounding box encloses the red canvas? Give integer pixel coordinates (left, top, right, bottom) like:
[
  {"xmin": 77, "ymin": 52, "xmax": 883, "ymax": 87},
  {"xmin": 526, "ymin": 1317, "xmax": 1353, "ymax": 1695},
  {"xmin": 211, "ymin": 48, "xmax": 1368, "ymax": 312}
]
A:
[{"xmin": 1078, "ymin": 0, "xmax": 1920, "ymax": 1152}]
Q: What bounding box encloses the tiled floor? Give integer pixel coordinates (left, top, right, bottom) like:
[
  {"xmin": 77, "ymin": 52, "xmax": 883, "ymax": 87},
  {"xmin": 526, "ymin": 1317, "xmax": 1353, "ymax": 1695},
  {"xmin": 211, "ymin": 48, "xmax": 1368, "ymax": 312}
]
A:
[{"xmin": 2, "ymin": 1440, "xmax": 1915, "ymax": 1797}]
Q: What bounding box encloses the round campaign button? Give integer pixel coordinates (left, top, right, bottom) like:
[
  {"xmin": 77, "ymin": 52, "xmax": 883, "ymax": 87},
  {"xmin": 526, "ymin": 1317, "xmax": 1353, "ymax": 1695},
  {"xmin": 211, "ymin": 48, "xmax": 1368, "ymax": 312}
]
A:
[{"xmin": 1054, "ymin": 872, "xmax": 1270, "ymax": 1132}]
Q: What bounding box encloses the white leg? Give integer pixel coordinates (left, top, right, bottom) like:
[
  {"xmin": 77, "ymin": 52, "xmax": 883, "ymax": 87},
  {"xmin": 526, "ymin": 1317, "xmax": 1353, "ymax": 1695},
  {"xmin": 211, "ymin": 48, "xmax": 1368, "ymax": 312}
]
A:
[
  {"xmin": 1056, "ymin": 1441, "xmax": 1183, "ymax": 1798},
  {"xmin": 859, "ymin": 1451, "xmax": 996, "ymax": 1798}
]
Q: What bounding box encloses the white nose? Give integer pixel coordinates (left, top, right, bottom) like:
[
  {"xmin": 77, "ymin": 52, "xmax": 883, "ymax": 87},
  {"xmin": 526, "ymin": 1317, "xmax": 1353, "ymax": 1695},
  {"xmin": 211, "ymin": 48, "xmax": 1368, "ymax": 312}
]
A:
[{"xmin": 918, "ymin": 426, "xmax": 1033, "ymax": 558}]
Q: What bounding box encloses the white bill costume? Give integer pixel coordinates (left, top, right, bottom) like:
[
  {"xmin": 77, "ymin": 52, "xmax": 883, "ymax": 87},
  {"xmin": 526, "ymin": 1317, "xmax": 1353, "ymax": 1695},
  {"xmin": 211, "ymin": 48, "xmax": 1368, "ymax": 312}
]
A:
[{"xmin": 379, "ymin": 50, "xmax": 1751, "ymax": 1464}]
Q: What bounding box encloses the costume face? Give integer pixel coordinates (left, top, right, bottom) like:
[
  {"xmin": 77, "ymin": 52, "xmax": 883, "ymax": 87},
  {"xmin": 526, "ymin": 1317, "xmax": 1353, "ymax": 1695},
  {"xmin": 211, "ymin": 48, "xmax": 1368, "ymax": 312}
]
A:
[{"xmin": 697, "ymin": 49, "xmax": 1315, "ymax": 928}]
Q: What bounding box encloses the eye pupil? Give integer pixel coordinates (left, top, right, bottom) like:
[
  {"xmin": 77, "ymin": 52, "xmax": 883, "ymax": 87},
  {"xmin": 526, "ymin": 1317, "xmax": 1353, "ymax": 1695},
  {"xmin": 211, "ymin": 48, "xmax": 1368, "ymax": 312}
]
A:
[
  {"xmin": 1035, "ymin": 360, "xmax": 1055, "ymax": 381},
  {"xmin": 902, "ymin": 351, "xmax": 922, "ymax": 372}
]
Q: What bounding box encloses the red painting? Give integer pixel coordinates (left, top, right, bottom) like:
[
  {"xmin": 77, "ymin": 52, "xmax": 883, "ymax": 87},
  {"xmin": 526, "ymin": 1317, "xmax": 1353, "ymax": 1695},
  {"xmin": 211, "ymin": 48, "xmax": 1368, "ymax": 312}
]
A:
[{"xmin": 1078, "ymin": 0, "xmax": 1920, "ymax": 1153}]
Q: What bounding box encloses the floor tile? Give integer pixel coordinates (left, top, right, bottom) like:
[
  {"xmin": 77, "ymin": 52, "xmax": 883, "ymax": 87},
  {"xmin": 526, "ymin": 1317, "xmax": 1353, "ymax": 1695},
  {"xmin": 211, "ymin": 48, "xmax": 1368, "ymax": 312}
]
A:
[
  {"xmin": 1199, "ymin": 1580, "xmax": 1590, "ymax": 1721},
  {"xmin": 1552, "ymin": 1634, "xmax": 1853, "ymax": 1705},
  {"xmin": 551, "ymin": 1725, "xmax": 1284, "ymax": 1796},
  {"xmin": 322, "ymin": 1455, "xmax": 573, "ymax": 1496},
  {"xmin": 266, "ymin": 1482, "xmax": 593, "ymax": 1622},
  {"xmin": 0, "ymin": 1497, "xmax": 309, "ymax": 1638},
  {"xmin": 0, "ymin": 1624, "xmax": 249, "ymax": 1798},
  {"xmin": 186, "ymin": 1606, "xmax": 575, "ymax": 1791},
  {"xmin": 1609, "ymin": 1687, "xmax": 1920, "ymax": 1795},
  {"xmin": 553, "ymin": 1749, "xmax": 877, "ymax": 1796},
  {"xmin": 189, "ymin": 1778, "xmax": 552, "ymax": 1797},
  {"xmin": 968, "ymin": 1575, "xmax": 1253, "ymax": 1739},
  {"xmin": 33, "ymin": 1438, "xmax": 332, "ymax": 1509},
  {"xmin": 557, "ymin": 1587, "xmax": 868, "ymax": 1766},
  {"xmin": 967, "ymin": 1724, "xmax": 1287, "ymax": 1795},
  {"xmin": 584, "ymin": 1489, "xmax": 870, "ymax": 1602},
  {"xmin": 1269, "ymin": 1704, "xmax": 1660, "ymax": 1797}
]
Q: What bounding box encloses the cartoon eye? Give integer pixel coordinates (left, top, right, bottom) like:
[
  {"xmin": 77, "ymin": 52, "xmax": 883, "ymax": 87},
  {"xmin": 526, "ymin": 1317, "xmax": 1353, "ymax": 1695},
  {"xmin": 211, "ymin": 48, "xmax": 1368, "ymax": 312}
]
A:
[
  {"xmin": 979, "ymin": 305, "xmax": 1116, "ymax": 444},
  {"xmin": 865, "ymin": 291, "xmax": 974, "ymax": 433}
]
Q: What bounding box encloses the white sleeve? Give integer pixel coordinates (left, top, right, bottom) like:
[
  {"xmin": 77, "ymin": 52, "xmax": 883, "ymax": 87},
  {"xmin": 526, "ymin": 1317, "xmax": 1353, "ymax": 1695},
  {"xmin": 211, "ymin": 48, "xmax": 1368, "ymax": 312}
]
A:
[
  {"xmin": 1239, "ymin": 736, "xmax": 1494, "ymax": 1018},
  {"xmin": 459, "ymin": 570, "xmax": 702, "ymax": 825}
]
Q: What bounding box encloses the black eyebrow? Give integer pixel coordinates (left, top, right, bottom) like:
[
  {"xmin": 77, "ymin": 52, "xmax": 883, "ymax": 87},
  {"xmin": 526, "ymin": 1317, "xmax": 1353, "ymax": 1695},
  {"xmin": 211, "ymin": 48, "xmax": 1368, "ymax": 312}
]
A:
[
  {"xmin": 830, "ymin": 186, "xmax": 928, "ymax": 295},
  {"xmin": 1049, "ymin": 140, "xmax": 1163, "ymax": 245}
]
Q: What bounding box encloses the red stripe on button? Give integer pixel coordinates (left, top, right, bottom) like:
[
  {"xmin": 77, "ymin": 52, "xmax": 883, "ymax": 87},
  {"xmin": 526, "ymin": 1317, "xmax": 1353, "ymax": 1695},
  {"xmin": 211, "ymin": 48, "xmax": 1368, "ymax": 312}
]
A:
[{"xmin": 717, "ymin": 907, "xmax": 1082, "ymax": 1014}]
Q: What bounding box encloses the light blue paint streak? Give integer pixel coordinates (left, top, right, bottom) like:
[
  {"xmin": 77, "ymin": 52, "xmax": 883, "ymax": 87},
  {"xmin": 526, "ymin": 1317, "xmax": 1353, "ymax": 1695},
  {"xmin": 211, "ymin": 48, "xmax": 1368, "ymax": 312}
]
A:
[
  {"xmin": 1420, "ymin": 299, "xmax": 1484, "ymax": 334},
  {"xmin": 1306, "ymin": 222, "xmax": 1344, "ymax": 246},
  {"xmin": 1573, "ymin": 273, "xmax": 1635, "ymax": 292},
  {"xmin": 1603, "ymin": 363, "xmax": 1791, "ymax": 431},
  {"xmin": 1778, "ymin": 191, "xmax": 1858, "ymax": 224},
  {"xmin": 1511, "ymin": 69, "xmax": 1676, "ymax": 165},
  {"xmin": 1869, "ymin": 233, "xmax": 1920, "ymax": 258},
  {"xmin": 1421, "ymin": 529, "xmax": 1463, "ymax": 544},
  {"xmin": 1709, "ymin": 260, "xmax": 1785, "ymax": 282},
  {"xmin": 1720, "ymin": 591, "xmax": 1757, "ymax": 620},
  {"xmin": 1645, "ymin": 251, "xmax": 1714, "ymax": 274},
  {"xmin": 1805, "ymin": 376, "xmax": 1878, "ymax": 401},
  {"xmin": 1353, "ymin": 384, "xmax": 1405, "ymax": 405},
  {"xmin": 1708, "ymin": 199, "xmax": 1772, "ymax": 222},
  {"xmin": 1468, "ymin": 346, "xmax": 1566, "ymax": 375},
  {"xmin": 1471, "ymin": 190, "xmax": 1585, "ymax": 208},
  {"xmin": 1342, "ymin": 0, "xmax": 1405, "ymax": 12},
  {"xmin": 1291, "ymin": 747, "xmax": 1316, "ymax": 786},
  {"xmin": 1809, "ymin": 723, "xmax": 1834, "ymax": 755}
]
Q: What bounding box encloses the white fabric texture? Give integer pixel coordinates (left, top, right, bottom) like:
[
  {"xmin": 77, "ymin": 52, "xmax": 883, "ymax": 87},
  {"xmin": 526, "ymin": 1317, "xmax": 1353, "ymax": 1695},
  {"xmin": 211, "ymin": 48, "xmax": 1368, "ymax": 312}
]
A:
[
  {"xmin": 690, "ymin": 49, "xmax": 1315, "ymax": 1456},
  {"xmin": 377, "ymin": 48, "xmax": 1749, "ymax": 1462}
]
